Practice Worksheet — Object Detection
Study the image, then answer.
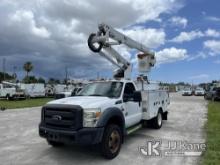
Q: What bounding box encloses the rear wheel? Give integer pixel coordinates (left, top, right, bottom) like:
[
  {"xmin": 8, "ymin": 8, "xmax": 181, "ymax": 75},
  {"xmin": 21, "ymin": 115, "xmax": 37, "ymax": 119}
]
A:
[
  {"xmin": 6, "ymin": 94, "xmax": 10, "ymax": 101},
  {"xmin": 100, "ymin": 124, "xmax": 122, "ymax": 159},
  {"xmin": 47, "ymin": 140, "xmax": 64, "ymax": 147},
  {"xmin": 152, "ymin": 110, "xmax": 163, "ymax": 129}
]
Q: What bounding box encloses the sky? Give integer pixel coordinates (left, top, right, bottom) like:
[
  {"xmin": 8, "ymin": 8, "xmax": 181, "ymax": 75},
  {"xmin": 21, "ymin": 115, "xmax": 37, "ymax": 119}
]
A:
[{"xmin": 0, "ymin": 0, "xmax": 219, "ymax": 84}]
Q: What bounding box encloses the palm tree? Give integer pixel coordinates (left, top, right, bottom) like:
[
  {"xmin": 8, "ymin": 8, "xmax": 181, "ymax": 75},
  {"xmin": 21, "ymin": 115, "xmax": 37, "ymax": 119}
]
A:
[{"xmin": 23, "ymin": 61, "xmax": 33, "ymax": 77}]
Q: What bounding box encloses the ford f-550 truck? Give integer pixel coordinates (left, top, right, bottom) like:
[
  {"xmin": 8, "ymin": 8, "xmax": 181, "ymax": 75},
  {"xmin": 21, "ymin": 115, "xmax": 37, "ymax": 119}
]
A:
[
  {"xmin": 39, "ymin": 23, "xmax": 170, "ymax": 159},
  {"xmin": 39, "ymin": 80, "xmax": 169, "ymax": 159}
]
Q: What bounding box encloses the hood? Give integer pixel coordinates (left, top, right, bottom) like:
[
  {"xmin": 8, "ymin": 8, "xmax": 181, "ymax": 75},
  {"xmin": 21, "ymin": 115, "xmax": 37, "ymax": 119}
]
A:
[
  {"xmin": 183, "ymin": 90, "xmax": 191, "ymax": 93},
  {"xmin": 47, "ymin": 96, "xmax": 117, "ymax": 109}
]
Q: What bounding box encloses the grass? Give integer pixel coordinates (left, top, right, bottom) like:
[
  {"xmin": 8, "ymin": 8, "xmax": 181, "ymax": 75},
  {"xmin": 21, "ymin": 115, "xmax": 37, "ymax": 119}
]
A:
[
  {"xmin": 202, "ymin": 101, "xmax": 220, "ymax": 165},
  {"xmin": 0, "ymin": 98, "xmax": 54, "ymax": 109}
]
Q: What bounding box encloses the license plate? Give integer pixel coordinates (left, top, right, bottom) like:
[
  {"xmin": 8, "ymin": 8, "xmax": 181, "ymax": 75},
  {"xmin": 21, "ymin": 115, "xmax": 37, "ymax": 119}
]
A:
[{"xmin": 47, "ymin": 132, "xmax": 60, "ymax": 141}]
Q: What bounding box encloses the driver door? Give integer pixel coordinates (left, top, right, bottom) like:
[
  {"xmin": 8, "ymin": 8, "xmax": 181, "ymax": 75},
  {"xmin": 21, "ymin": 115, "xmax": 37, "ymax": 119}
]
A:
[{"xmin": 122, "ymin": 83, "xmax": 142, "ymax": 128}]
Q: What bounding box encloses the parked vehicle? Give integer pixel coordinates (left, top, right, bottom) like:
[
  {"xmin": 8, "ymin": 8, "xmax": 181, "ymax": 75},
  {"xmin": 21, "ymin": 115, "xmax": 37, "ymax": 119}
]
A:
[
  {"xmin": 54, "ymin": 85, "xmax": 76, "ymax": 99},
  {"xmin": 71, "ymin": 87, "xmax": 83, "ymax": 96},
  {"xmin": 0, "ymin": 82, "xmax": 25, "ymax": 100},
  {"xmin": 39, "ymin": 23, "xmax": 170, "ymax": 159},
  {"xmin": 194, "ymin": 87, "xmax": 205, "ymax": 96},
  {"xmin": 204, "ymin": 87, "xmax": 220, "ymax": 101},
  {"xmin": 20, "ymin": 83, "xmax": 45, "ymax": 98},
  {"xmin": 54, "ymin": 88, "xmax": 72, "ymax": 99},
  {"xmin": 53, "ymin": 84, "xmax": 66, "ymax": 95},
  {"xmin": 182, "ymin": 88, "xmax": 192, "ymax": 96}
]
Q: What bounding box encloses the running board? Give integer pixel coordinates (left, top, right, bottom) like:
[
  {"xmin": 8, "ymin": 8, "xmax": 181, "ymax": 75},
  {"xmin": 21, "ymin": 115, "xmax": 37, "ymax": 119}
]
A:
[{"xmin": 126, "ymin": 124, "xmax": 142, "ymax": 135}]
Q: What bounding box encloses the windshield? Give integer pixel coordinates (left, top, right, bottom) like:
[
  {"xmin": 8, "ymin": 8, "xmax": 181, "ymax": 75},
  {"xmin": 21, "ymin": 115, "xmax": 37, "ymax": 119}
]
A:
[
  {"xmin": 77, "ymin": 82, "xmax": 123, "ymax": 98},
  {"xmin": 184, "ymin": 88, "xmax": 191, "ymax": 91}
]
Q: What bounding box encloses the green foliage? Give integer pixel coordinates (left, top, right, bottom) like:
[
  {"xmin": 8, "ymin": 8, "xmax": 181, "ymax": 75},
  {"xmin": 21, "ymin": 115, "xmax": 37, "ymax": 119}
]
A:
[
  {"xmin": 202, "ymin": 102, "xmax": 220, "ymax": 165},
  {"xmin": 22, "ymin": 76, "xmax": 38, "ymax": 84},
  {"xmin": 0, "ymin": 72, "xmax": 14, "ymax": 82},
  {"xmin": 0, "ymin": 98, "xmax": 54, "ymax": 109},
  {"xmin": 23, "ymin": 61, "xmax": 33, "ymax": 77},
  {"xmin": 48, "ymin": 78, "xmax": 60, "ymax": 84},
  {"xmin": 38, "ymin": 77, "xmax": 46, "ymax": 84}
]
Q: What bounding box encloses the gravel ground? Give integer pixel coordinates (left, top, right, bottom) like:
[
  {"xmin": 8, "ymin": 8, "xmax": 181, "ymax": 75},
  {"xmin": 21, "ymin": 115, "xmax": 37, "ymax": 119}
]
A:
[{"xmin": 0, "ymin": 93, "xmax": 207, "ymax": 165}]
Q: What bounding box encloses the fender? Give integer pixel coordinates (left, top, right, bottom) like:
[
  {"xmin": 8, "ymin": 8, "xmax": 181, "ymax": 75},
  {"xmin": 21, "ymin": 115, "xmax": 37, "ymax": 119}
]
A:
[{"xmin": 96, "ymin": 107, "xmax": 125, "ymax": 133}]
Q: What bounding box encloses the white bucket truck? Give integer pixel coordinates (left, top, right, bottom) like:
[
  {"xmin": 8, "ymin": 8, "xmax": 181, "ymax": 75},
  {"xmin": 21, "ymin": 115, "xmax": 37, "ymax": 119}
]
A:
[
  {"xmin": 39, "ymin": 23, "xmax": 170, "ymax": 159},
  {"xmin": 0, "ymin": 81, "xmax": 25, "ymax": 100}
]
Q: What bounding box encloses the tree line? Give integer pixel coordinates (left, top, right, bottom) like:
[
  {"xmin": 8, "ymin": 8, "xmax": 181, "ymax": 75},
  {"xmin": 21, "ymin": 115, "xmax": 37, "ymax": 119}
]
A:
[{"xmin": 0, "ymin": 61, "xmax": 60, "ymax": 84}]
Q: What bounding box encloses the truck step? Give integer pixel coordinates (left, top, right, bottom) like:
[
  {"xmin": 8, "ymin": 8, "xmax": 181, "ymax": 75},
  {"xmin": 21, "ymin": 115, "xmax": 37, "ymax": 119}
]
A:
[{"xmin": 126, "ymin": 124, "xmax": 142, "ymax": 135}]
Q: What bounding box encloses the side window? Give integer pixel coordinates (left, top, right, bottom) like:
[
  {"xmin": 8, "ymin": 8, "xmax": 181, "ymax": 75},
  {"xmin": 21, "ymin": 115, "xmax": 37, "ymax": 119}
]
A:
[{"xmin": 123, "ymin": 83, "xmax": 135, "ymax": 96}]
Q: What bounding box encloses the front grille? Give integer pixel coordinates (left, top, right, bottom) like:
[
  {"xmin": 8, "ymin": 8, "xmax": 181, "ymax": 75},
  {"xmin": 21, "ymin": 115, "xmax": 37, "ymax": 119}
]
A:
[{"xmin": 42, "ymin": 104, "xmax": 83, "ymax": 131}]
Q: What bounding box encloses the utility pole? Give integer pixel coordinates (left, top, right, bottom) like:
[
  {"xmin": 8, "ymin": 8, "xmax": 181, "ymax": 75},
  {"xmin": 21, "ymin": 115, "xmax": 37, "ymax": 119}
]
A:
[
  {"xmin": 3, "ymin": 58, "xmax": 6, "ymax": 81},
  {"xmin": 97, "ymin": 72, "xmax": 100, "ymax": 80},
  {"xmin": 13, "ymin": 66, "xmax": 17, "ymax": 81},
  {"xmin": 65, "ymin": 66, "xmax": 68, "ymax": 86}
]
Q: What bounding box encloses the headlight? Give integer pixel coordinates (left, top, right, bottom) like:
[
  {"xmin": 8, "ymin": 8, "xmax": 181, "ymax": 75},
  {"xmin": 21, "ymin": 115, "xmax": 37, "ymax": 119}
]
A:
[{"xmin": 83, "ymin": 108, "xmax": 101, "ymax": 127}]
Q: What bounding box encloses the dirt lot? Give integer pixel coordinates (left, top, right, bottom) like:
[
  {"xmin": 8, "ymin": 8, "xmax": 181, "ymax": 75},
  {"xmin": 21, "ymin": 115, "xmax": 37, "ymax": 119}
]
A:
[{"xmin": 0, "ymin": 93, "xmax": 207, "ymax": 165}]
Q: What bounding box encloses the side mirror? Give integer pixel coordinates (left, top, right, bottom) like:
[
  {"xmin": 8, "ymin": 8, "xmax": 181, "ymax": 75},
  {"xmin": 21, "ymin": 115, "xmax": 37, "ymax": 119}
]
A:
[
  {"xmin": 133, "ymin": 91, "xmax": 142, "ymax": 102},
  {"xmin": 123, "ymin": 94, "xmax": 129, "ymax": 102}
]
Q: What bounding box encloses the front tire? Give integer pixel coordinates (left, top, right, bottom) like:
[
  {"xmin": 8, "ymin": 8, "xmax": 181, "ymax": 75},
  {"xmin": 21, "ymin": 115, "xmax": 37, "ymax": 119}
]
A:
[
  {"xmin": 152, "ymin": 110, "xmax": 163, "ymax": 129},
  {"xmin": 101, "ymin": 124, "xmax": 122, "ymax": 159},
  {"xmin": 47, "ymin": 140, "xmax": 64, "ymax": 147}
]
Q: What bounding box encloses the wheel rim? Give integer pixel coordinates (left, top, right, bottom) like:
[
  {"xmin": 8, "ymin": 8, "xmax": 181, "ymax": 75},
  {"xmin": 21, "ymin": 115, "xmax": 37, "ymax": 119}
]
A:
[
  {"xmin": 157, "ymin": 113, "xmax": 162, "ymax": 126},
  {"xmin": 108, "ymin": 130, "xmax": 120, "ymax": 153}
]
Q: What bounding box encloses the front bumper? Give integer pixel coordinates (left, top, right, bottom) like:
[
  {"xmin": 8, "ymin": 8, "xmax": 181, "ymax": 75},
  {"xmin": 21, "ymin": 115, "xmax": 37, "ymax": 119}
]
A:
[
  {"xmin": 194, "ymin": 92, "xmax": 204, "ymax": 96},
  {"xmin": 39, "ymin": 125, "xmax": 104, "ymax": 145},
  {"xmin": 182, "ymin": 93, "xmax": 192, "ymax": 96}
]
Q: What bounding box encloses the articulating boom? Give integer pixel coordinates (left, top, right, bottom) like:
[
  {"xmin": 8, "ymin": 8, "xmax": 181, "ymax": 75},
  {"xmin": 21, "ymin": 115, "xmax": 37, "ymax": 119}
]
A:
[{"xmin": 88, "ymin": 23, "xmax": 156, "ymax": 79}]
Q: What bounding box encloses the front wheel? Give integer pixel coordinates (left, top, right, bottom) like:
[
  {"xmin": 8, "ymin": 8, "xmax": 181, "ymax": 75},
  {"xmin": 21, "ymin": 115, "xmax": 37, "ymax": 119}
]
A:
[
  {"xmin": 47, "ymin": 140, "xmax": 64, "ymax": 147},
  {"xmin": 152, "ymin": 111, "xmax": 163, "ymax": 129},
  {"xmin": 100, "ymin": 124, "xmax": 122, "ymax": 159}
]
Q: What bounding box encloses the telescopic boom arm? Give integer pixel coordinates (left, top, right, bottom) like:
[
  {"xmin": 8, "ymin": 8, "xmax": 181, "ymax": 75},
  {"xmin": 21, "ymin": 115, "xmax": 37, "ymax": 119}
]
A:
[{"xmin": 88, "ymin": 23, "xmax": 156, "ymax": 79}]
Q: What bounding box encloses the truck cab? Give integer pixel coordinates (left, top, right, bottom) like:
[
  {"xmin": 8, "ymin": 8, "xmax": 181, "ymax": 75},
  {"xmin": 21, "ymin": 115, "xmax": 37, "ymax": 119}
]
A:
[{"xmin": 39, "ymin": 80, "xmax": 169, "ymax": 159}]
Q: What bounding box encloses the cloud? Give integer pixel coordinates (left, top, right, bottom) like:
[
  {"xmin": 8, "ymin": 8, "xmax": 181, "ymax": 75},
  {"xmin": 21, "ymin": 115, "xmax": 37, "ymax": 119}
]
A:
[
  {"xmin": 170, "ymin": 30, "xmax": 204, "ymax": 43},
  {"xmin": 205, "ymin": 16, "xmax": 220, "ymax": 22},
  {"xmin": 123, "ymin": 27, "xmax": 166, "ymax": 48},
  {"xmin": 189, "ymin": 74, "xmax": 209, "ymax": 80},
  {"xmin": 205, "ymin": 29, "xmax": 220, "ymax": 38},
  {"xmin": 10, "ymin": 10, "xmax": 51, "ymax": 38},
  {"xmin": 0, "ymin": 0, "xmax": 182, "ymax": 79},
  {"xmin": 156, "ymin": 47, "xmax": 188, "ymax": 64},
  {"xmin": 204, "ymin": 40, "xmax": 220, "ymax": 55},
  {"xmin": 171, "ymin": 29, "xmax": 220, "ymax": 43},
  {"xmin": 187, "ymin": 52, "xmax": 207, "ymax": 61},
  {"xmin": 169, "ymin": 16, "xmax": 188, "ymax": 28}
]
